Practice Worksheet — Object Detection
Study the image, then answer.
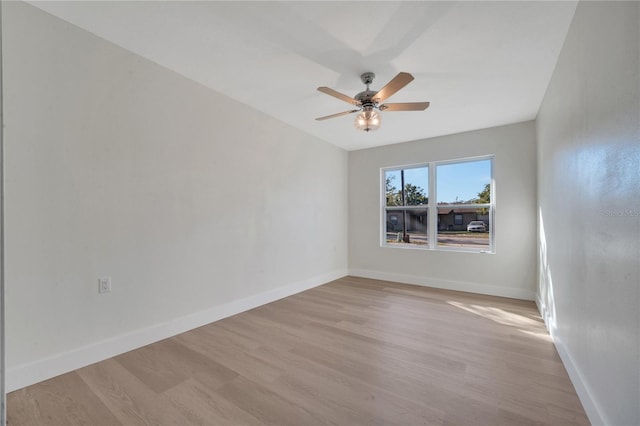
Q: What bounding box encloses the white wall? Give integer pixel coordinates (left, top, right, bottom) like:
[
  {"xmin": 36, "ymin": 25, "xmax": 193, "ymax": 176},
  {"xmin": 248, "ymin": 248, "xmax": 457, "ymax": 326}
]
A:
[
  {"xmin": 0, "ymin": 3, "xmax": 6, "ymax": 422},
  {"xmin": 536, "ymin": 2, "xmax": 639, "ymax": 425},
  {"xmin": 2, "ymin": 2, "xmax": 348, "ymax": 390},
  {"xmin": 349, "ymin": 121, "xmax": 537, "ymax": 300}
]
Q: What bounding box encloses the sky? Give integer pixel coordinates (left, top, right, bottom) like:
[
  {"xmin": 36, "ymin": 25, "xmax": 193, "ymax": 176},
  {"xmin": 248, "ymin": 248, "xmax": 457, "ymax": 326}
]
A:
[{"xmin": 385, "ymin": 158, "xmax": 491, "ymax": 204}]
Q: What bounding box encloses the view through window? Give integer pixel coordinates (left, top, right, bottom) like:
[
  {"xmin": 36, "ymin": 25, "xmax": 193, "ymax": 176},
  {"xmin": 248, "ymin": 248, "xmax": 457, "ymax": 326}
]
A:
[
  {"xmin": 383, "ymin": 156, "xmax": 493, "ymax": 252},
  {"xmin": 384, "ymin": 166, "xmax": 429, "ymax": 246}
]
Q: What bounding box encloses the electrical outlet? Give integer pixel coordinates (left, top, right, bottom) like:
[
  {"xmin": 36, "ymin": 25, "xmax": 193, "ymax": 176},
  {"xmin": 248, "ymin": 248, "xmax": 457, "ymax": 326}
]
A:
[{"xmin": 98, "ymin": 277, "xmax": 112, "ymax": 294}]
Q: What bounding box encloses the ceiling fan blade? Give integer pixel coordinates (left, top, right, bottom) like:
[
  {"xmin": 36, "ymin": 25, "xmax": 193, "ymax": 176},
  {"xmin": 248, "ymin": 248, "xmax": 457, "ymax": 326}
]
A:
[
  {"xmin": 317, "ymin": 87, "xmax": 358, "ymax": 105},
  {"xmin": 372, "ymin": 72, "xmax": 415, "ymax": 103},
  {"xmin": 379, "ymin": 102, "xmax": 430, "ymax": 111},
  {"xmin": 315, "ymin": 109, "xmax": 360, "ymax": 121}
]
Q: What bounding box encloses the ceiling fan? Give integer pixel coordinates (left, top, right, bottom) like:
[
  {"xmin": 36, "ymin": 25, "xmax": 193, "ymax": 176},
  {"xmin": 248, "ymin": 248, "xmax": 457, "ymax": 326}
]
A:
[{"xmin": 316, "ymin": 72, "xmax": 430, "ymax": 132}]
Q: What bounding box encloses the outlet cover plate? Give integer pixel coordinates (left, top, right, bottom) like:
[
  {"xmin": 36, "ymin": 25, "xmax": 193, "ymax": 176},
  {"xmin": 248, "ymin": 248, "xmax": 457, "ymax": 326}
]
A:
[{"xmin": 98, "ymin": 277, "xmax": 112, "ymax": 294}]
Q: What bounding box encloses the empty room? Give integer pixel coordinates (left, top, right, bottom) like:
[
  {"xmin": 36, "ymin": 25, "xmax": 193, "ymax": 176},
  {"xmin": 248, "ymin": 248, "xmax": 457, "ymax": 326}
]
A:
[{"xmin": 1, "ymin": 1, "xmax": 638, "ymax": 425}]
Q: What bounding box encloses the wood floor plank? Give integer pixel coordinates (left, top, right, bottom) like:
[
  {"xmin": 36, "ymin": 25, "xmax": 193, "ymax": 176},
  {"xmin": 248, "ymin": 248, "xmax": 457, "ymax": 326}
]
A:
[
  {"xmin": 7, "ymin": 277, "xmax": 589, "ymax": 426},
  {"xmin": 162, "ymin": 379, "xmax": 263, "ymax": 426},
  {"xmin": 213, "ymin": 310, "xmax": 302, "ymax": 352},
  {"xmin": 7, "ymin": 372, "xmax": 120, "ymax": 426},
  {"xmin": 116, "ymin": 338, "xmax": 238, "ymax": 394},
  {"xmin": 76, "ymin": 358, "xmax": 192, "ymax": 425},
  {"xmin": 241, "ymin": 347, "xmax": 446, "ymax": 426},
  {"xmin": 214, "ymin": 375, "xmax": 330, "ymax": 426},
  {"xmin": 174, "ymin": 326, "xmax": 284, "ymax": 385},
  {"xmin": 248, "ymin": 346, "xmax": 399, "ymax": 425}
]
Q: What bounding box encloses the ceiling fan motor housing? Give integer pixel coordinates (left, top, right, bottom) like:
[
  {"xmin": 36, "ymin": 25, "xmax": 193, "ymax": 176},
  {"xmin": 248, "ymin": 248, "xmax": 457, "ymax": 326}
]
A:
[
  {"xmin": 355, "ymin": 90, "xmax": 377, "ymax": 109},
  {"xmin": 357, "ymin": 72, "xmax": 377, "ymax": 109}
]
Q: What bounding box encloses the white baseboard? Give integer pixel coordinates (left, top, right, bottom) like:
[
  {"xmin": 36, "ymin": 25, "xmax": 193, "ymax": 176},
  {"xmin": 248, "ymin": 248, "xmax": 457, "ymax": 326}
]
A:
[
  {"xmin": 348, "ymin": 268, "xmax": 535, "ymax": 300},
  {"xmin": 536, "ymin": 295, "xmax": 607, "ymax": 426},
  {"xmin": 6, "ymin": 269, "xmax": 348, "ymax": 393}
]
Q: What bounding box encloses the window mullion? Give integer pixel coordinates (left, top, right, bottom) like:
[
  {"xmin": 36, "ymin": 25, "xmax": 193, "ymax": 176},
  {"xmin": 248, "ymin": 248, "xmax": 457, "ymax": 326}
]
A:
[{"xmin": 428, "ymin": 162, "xmax": 437, "ymax": 248}]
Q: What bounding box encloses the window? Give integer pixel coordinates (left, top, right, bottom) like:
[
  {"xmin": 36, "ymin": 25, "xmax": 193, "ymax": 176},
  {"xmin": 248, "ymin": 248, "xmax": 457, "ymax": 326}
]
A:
[
  {"xmin": 384, "ymin": 166, "xmax": 428, "ymax": 246},
  {"xmin": 382, "ymin": 156, "xmax": 493, "ymax": 252},
  {"xmin": 436, "ymin": 158, "xmax": 492, "ymax": 251}
]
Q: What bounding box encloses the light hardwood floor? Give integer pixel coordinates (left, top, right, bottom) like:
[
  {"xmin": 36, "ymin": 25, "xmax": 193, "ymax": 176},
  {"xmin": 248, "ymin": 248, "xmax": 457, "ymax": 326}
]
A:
[{"xmin": 8, "ymin": 277, "xmax": 589, "ymax": 425}]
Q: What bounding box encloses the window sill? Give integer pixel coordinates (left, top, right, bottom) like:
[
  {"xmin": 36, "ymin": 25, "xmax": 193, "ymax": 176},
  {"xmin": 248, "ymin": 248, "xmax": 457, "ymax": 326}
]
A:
[{"xmin": 381, "ymin": 243, "xmax": 495, "ymax": 254}]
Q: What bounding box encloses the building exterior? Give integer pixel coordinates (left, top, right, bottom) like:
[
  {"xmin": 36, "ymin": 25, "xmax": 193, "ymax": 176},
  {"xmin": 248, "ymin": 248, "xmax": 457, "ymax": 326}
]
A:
[{"xmin": 386, "ymin": 206, "xmax": 489, "ymax": 234}]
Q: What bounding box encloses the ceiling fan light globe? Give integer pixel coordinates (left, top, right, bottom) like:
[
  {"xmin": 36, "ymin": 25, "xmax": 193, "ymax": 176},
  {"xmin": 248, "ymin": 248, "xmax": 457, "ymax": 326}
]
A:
[{"xmin": 354, "ymin": 110, "xmax": 381, "ymax": 132}]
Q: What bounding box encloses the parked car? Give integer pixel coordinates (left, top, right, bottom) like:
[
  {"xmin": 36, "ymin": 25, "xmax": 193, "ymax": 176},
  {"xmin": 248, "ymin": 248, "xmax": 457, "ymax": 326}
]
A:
[{"xmin": 467, "ymin": 221, "xmax": 487, "ymax": 232}]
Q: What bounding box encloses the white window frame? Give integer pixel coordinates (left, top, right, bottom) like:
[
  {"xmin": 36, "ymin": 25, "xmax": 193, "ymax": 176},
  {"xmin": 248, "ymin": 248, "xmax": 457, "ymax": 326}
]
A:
[{"xmin": 381, "ymin": 155, "xmax": 495, "ymax": 253}]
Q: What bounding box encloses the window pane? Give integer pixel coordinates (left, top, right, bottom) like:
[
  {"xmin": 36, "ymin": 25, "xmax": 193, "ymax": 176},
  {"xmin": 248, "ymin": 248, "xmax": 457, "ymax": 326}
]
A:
[
  {"xmin": 385, "ymin": 209, "xmax": 404, "ymax": 236},
  {"xmin": 385, "ymin": 208, "xmax": 428, "ymax": 246},
  {"xmin": 384, "ymin": 170, "xmax": 402, "ymax": 206},
  {"xmin": 403, "ymin": 167, "xmax": 428, "ymax": 206},
  {"xmin": 437, "ymin": 206, "xmax": 490, "ymax": 250},
  {"xmin": 436, "ymin": 158, "xmax": 491, "ymax": 251},
  {"xmin": 436, "ymin": 159, "xmax": 491, "ymax": 205}
]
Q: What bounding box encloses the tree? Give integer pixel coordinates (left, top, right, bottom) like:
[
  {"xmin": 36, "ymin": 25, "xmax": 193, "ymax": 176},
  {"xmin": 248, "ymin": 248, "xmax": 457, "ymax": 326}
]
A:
[
  {"xmin": 385, "ymin": 175, "xmax": 401, "ymax": 206},
  {"xmin": 403, "ymin": 183, "xmax": 428, "ymax": 205},
  {"xmin": 475, "ymin": 183, "xmax": 490, "ymax": 214},
  {"xmin": 476, "ymin": 183, "xmax": 490, "ymax": 203},
  {"xmin": 386, "ymin": 175, "xmax": 428, "ymax": 206}
]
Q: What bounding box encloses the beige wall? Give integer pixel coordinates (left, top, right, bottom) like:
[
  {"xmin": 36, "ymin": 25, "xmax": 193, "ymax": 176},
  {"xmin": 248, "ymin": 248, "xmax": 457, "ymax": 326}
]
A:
[{"xmin": 3, "ymin": 2, "xmax": 348, "ymax": 390}]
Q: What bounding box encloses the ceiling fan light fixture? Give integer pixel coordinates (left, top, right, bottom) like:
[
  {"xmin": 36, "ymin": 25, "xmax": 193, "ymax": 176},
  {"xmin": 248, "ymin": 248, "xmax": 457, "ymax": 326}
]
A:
[{"xmin": 354, "ymin": 109, "xmax": 381, "ymax": 132}]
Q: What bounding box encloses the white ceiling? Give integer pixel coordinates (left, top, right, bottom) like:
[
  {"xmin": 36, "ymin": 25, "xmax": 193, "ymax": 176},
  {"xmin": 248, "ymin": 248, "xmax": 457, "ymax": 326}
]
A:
[{"xmin": 29, "ymin": 1, "xmax": 577, "ymax": 151}]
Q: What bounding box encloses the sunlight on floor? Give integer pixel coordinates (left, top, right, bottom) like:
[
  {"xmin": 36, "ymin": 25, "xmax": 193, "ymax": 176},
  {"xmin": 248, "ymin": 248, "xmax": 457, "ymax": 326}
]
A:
[
  {"xmin": 447, "ymin": 300, "xmax": 553, "ymax": 342},
  {"xmin": 519, "ymin": 329, "xmax": 553, "ymax": 342},
  {"xmin": 447, "ymin": 301, "xmax": 540, "ymax": 328}
]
